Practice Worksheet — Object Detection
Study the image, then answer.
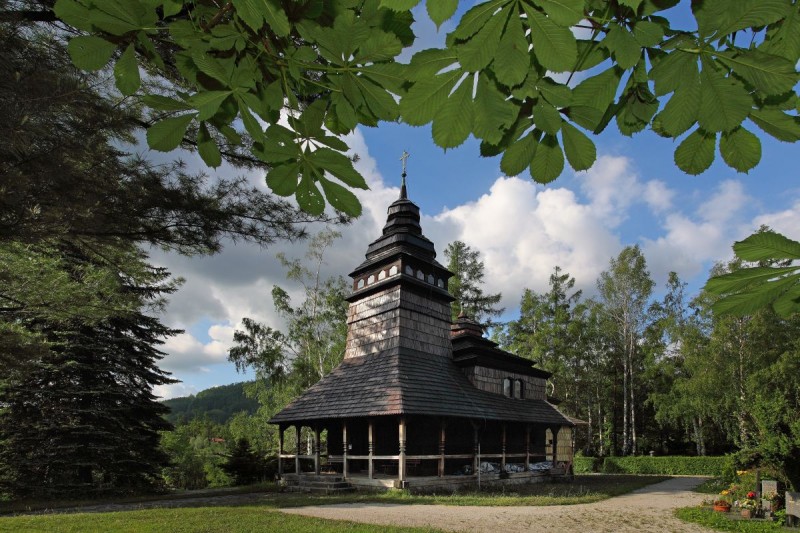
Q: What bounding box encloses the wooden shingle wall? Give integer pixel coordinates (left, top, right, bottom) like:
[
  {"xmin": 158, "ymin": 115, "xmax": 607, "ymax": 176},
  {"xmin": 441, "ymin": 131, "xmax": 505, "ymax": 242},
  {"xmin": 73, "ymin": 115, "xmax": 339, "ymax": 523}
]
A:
[
  {"xmin": 463, "ymin": 366, "xmax": 546, "ymax": 400},
  {"xmin": 345, "ymin": 285, "xmax": 452, "ymax": 359}
]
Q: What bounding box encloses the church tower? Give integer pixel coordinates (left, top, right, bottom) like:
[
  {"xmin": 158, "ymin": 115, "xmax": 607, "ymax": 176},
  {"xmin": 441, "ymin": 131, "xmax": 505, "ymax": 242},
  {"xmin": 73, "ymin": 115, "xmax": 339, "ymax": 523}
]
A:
[{"xmin": 344, "ymin": 170, "xmax": 454, "ymax": 359}]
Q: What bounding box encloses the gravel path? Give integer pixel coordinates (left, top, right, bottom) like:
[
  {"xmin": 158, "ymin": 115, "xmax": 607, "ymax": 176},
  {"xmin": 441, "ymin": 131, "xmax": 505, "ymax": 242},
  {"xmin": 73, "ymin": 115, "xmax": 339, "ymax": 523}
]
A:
[{"xmin": 281, "ymin": 476, "xmax": 715, "ymax": 532}]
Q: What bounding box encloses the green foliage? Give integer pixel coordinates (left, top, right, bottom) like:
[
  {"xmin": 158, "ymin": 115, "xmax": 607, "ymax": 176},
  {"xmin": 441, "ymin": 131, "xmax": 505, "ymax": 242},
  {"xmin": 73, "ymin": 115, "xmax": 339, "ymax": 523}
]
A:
[
  {"xmin": 162, "ymin": 382, "xmax": 260, "ymax": 425},
  {"xmin": 676, "ymin": 506, "xmax": 787, "ymax": 532},
  {"xmin": 706, "ymin": 230, "xmax": 800, "ymax": 318},
  {"xmin": 444, "ymin": 240, "xmax": 504, "ymax": 326},
  {"xmin": 160, "ymin": 418, "xmax": 232, "ymax": 490},
  {"xmin": 228, "ymin": 229, "xmax": 348, "ymax": 402},
  {"xmin": 0, "ymin": 505, "xmax": 435, "ymax": 533},
  {"xmin": 0, "ymin": 246, "xmax": 178, "ymax": 500},
  {"xmin": 40, "ymin": 0, "xmax": 799, "ymax": 215},
  {"xmin": 595, "ymin": 456, "xmax": 728, "ymax": 476},
  {"xmin": 222, "ymin": 438, "xmax": 269, "ymax": 486}
]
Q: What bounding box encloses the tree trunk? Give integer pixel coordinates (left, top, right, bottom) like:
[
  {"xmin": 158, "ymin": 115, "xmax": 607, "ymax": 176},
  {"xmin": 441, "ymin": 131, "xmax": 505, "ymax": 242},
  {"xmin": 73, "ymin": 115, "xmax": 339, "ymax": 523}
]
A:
[{"xmin": 629, "ymin": 336, "xmax": 637, "ymax": 456}]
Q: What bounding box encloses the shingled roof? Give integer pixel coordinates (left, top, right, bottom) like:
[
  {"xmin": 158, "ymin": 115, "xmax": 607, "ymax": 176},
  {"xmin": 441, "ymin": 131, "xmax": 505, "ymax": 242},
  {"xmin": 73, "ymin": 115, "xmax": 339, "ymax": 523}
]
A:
[{"xmin": 269, "ymin": 348, "xmax": 572, "ymax": 426}]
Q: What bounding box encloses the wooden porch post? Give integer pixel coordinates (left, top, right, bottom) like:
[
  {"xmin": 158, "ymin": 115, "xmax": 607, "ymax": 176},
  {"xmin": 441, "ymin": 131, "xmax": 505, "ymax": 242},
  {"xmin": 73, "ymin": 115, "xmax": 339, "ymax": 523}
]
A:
[
  {"xmin": 295, "ymin": 425, "xmax": 301, "ymax": 475},
  {"xmin": 342, "ymin": 421, "xmax": 348, "ymax": 479},
  {"xmin": 368, "ymin": 419, "xmax": 374, "ymax": 479},
  {"xmin": 398, "ymin": 416, "xmax": 407, "ymax": 483},
  {"xmin": 472, "ymin": 422, "xmax": 479, "ymax": 475},
  {"xmin": 501, "ymin": 423, "xmax": 507, "ymax": 470},
  {"xmin": 524, "ymin": 424, "xmax": 531, "ymax": 470},
  {"xmin": 438, "ymin": 420, "xmax": 446, "ymax": 478},
  {"xmin": 313, "ymin": 425, "xmax": 321, "ymax": 475},
  {"xmin": 278, "ymin": 425, "xmax": 284, "ymax": 477},
  {"xmin": 550, "ymin": 426, "xmax": 559, "ymax": 463}
]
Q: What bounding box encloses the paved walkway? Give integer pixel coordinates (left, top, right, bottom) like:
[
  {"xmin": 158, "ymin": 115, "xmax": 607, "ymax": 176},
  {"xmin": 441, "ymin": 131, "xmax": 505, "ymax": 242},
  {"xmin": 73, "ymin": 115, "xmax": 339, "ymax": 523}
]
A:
[{"xmin": 281, "ymin": 476, "xmax": 715, "ymax": 532}]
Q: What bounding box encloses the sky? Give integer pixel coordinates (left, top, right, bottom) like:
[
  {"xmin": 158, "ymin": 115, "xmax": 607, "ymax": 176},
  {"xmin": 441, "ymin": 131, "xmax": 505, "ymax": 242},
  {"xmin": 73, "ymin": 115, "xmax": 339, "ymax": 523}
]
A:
[{"xmin": 149, "ymin": 3, "xmax": 800, "ymax": 399}]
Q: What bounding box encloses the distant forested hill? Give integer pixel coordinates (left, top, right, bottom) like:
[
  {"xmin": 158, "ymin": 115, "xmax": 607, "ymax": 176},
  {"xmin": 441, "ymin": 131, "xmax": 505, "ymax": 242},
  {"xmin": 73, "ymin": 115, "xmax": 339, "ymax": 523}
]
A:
[{"xmin": 162, "ymin": 382, "xmax": 259, "ymax": 425}]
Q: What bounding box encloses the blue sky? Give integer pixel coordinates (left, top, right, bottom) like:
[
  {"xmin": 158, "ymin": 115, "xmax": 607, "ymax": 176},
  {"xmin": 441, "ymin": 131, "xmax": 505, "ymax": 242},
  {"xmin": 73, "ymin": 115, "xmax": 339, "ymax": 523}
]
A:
[{"xmin": 150, "ymin": 4, "xmax": 800, "ymax": 399}]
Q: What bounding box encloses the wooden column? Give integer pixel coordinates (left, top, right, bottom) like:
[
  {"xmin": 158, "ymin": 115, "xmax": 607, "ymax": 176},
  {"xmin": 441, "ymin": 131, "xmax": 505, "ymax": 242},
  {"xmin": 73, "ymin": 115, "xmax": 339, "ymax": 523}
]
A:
[
  {"xmin": 438, "ymin": 420, "xmax": 446, "ymax": 478},
  {"xmin": 398, "ymin": 416, "xmax": 407, "ymax": 483},
  {"xmin": 342, "ymin": 421, "xmax": 349, "ymax": 479},
  {"xmin": 278, "ymin": 425, "xmax": 284, "ymax": 477},
  {"xmin": 295, "ymin": 425, "xmax": 301, "ymax": 475},
  {"xmin": 368, "ymin": 419, "xmax": 374, "ymax": 479},
  {"xmin": 313, "ymin": 425, "xmax": 321, "ymax": 475},
  {"xmin": 524, "ymin": 425, "xmax": 531, "ymax": 470},
  {"xmin": 501, "ymin": 423, "xmax": 507, "ymax": 470},
  {"xmin": 472, "ymin": 422, "xmax": 479, "ymax": 475},
  {"xmin": 550, "ymin": 426, "xmax": 559, "ymax": 463}
]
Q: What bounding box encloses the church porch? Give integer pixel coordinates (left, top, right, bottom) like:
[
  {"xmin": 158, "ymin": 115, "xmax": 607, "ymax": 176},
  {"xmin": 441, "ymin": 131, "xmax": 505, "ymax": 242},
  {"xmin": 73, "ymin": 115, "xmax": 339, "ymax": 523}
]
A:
[{"xmin": 276, "ymin": 415, "xmax": 574, "ymax": 492}]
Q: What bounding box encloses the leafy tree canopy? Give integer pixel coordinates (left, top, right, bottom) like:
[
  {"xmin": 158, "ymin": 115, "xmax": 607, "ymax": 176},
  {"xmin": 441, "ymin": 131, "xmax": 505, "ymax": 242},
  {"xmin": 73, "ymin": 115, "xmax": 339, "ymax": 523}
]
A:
[{"xmin": 8, "ymin": 0, "xmax": 793, "ymax": 217}]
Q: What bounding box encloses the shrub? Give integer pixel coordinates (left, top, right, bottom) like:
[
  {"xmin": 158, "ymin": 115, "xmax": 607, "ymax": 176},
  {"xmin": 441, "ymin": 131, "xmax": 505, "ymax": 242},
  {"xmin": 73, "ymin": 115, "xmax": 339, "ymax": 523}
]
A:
[{"xmin": 574, "ymin": 456, "xmax": 727, "ymax": 476}]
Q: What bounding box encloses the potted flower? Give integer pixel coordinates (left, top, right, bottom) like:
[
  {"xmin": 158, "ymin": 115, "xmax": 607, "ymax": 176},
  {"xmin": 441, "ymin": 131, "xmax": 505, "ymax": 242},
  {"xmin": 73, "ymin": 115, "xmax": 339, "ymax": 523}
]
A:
[
  {"xmin": 713, "ymin": 499, "xmax": 732, "ymax": 512},
  {"xmin": 740, "ymin": 492, "xmax": 758, "ymax": 519}
]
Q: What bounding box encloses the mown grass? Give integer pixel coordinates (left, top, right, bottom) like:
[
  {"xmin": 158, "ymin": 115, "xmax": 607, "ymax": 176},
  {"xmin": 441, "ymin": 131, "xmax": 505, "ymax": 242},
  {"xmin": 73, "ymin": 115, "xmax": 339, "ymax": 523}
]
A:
[
  {"xmin": 274, "ymin": 474, "xmax": 670, "ymax": 508},
  {"xmin": 0, "ymin": 506, "xmax": 441, "ymax": 533},
  {"xmin": 675, "ymin": 507, "xmax": 792, "ymax": 532},
  {"xmin": 0, "ymin": 475, "xmax": 668, "ymax": 532}
]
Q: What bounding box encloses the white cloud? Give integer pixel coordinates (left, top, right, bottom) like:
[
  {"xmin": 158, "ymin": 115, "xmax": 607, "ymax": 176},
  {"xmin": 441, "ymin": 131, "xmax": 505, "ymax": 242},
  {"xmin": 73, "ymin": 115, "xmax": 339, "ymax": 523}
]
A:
[
  {"xmin": 153, "ymin": 382, "xmax": 198, "ymax": 400},
  {"xmin": 641, "ymin": 180, "xmax": 752, "ymax": 282},
  {"xmin": 752, "ymin": 200, "xmax": 800, "ymax": 240},
  {"xmin": 643, "ymin": 180, "xmax": 674, "ymax": 213},
  {"xmin": 432, "ymin": 176, "xmax": 623, "ymax": 307},
  {"xmin": 160, "ymin": 323, "xmax": 234, "ymax": 372}
]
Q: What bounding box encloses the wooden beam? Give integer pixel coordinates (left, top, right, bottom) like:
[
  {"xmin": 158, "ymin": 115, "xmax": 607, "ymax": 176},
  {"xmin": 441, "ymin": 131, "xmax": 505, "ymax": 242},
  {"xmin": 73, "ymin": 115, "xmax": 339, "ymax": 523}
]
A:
[
  {"xmin": 278, "ymin": 425, "xmax": 284, "ymax": 477},
  {"xmin": 472, "ymin": 422, "xmax": 479, "ymax": 476},
  {"xmin": 295, "ymin": 425, "xmax": 301, "ymax": 475},
  {"xmin": 398, "ymin": 416, "xmax": 407, "ymax": 483},
  {"xmin": 525, "ymin": 424, "xmax": 531, "ymax": 470},
  {"xmin": 438, "ymin": 420, "xmax": 446, "ymax": 478},
  {"xmin": 368, "ymin": 419, "xmax": 374, "ymax": 480},
  {"xmin": 313, "ymin": 425, "xmax": 321, "ymax": 475},
  {"xmin": 501, "ymin": 423, "xmax": 507, "ymax": 470},
  {"xmin": 550, "ymin": 426, "xmax": 559, "ymax": 463},
  {"xmin": 342, "ymin": 421, "xmax": 349, "ymax": 479}
]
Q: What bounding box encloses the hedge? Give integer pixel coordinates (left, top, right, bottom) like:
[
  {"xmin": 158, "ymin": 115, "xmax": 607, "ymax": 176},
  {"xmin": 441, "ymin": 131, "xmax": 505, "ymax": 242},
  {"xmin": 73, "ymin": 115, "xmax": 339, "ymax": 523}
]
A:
[{"xmin": 574, "ymin": 456, "xmax": 727, "ymax": 476}]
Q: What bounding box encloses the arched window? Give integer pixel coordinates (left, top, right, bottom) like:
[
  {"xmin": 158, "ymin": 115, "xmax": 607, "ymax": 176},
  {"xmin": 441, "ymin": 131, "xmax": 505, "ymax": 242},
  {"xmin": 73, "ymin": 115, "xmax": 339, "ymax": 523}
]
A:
[
  {"xmin": 378, "ymin": 270, "xmax": 386, "ymax": 280},
  {"xmin": 405, "ymin": 265, "xmax": 414, "ymax": 275},
  {"xmin": 357, "ymin": 279, "xmax": 365, "ymax": 289},
  {"xmin": 514, "ymin": 379, "xmax": 524, "ymax": 399},
  {"xmin": 389, "ymin": 265, "xmax": 398, "ymax": 276},
  {"xmin": 367, "ymin": 274, "xmax": 375, "ymax": 285},
  {"xmin": 503, "ymin": 378, "xmax": 512, "ymax": 398}
]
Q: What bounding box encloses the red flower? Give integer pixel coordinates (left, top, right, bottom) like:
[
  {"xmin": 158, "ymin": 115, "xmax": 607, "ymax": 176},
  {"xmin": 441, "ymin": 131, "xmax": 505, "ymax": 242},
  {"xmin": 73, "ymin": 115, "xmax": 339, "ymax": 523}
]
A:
[{"xmin": 747, "ymin": 491, "xmax": 756, "ymax": 499}]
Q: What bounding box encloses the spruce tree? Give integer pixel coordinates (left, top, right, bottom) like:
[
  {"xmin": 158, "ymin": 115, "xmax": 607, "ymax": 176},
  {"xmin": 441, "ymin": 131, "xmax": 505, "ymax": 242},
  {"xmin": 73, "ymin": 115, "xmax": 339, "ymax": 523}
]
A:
[
  {"xmin": 0, "ymin": 247, "xmax": 177, "ymax": 498},
  {"xmin": 444, "ymin": 241, "xmax": 504, "ymax": 326}
]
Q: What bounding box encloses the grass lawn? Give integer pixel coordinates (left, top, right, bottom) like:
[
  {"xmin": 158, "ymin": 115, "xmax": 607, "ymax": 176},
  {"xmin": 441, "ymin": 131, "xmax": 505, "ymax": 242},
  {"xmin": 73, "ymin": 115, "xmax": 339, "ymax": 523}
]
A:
[
  {"xmin": 0, "ymin": 506, "xmax": 442, "ymax": 533},
  {"xmin": 675, "ymin": 507, "xmax": 792, "ymax": 532},
  {"xmin": 273, "ymin": 474, "xmax": 670, "ymax": 508},
  {"xmin": 0, "ymin": 475, "xmax": 668, "ymax": 532}
]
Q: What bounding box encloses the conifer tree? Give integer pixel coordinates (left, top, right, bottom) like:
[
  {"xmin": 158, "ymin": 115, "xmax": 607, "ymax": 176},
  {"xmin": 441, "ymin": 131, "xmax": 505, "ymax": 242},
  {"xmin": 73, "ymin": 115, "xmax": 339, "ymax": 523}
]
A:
[
  {"xmin": 0, "ymin": 247, "xmax": 178, "ymax": 498},
  {"xmin": 444, "ymin": 241, "xmax": 504, "ymax": 326}
]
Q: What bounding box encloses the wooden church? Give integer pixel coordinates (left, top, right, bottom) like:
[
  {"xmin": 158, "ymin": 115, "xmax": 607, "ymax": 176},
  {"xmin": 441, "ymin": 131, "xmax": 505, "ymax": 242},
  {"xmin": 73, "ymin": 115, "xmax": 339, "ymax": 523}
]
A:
[{"xmin": 271, "ymin": 175, "xmax": 575, "ymax": 492}]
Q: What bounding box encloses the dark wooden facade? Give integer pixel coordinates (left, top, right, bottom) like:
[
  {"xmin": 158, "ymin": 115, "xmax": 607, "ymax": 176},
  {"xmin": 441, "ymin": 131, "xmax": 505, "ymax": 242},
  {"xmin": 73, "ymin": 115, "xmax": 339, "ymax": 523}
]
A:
[{"xmin": 270, "ymin": 184, "xmax": 574, "ymax": 490}]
